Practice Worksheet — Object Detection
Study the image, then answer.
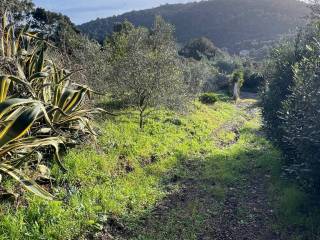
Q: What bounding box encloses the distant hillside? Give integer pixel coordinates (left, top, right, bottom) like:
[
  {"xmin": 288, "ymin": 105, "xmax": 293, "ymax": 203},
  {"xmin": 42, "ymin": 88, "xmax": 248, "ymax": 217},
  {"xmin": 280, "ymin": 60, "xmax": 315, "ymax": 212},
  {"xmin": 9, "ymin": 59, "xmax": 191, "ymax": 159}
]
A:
[{"xmin": 78, "ymin": 0, "xmax": 309, "ymax": 53}]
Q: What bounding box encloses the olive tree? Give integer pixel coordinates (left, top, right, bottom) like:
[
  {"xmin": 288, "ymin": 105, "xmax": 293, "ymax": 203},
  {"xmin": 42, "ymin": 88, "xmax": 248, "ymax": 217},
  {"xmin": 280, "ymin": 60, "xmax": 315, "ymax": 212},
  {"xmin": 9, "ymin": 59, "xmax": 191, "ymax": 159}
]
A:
[
  {"xmin": 106, "ymin": 17, "xmax": 189, "ymax": 128},
  {"xmin": 230, "ymin": 70, "xmax": 244, "ymax": 102},
  {"xmin": 182, "ymin": 58, "xmax": 211, "ymax": 95}
]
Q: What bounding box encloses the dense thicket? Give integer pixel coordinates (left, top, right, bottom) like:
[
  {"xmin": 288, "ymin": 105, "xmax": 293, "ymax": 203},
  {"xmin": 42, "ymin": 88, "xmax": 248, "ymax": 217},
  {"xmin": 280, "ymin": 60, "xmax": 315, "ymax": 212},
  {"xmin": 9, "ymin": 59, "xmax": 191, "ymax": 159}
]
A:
[
  {"xmin": 79, "ymin": 0, "xmax": 308, "ymax": 54},
  {"xmin": 262, "ymin": 20, "xmax": 320, "ymax": 192}
]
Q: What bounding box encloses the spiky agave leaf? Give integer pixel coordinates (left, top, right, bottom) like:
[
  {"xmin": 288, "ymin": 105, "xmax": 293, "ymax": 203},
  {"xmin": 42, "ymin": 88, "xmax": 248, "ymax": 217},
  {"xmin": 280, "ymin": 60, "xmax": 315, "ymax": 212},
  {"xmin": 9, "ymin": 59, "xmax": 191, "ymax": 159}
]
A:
[
  {"xmin": 0, "ymin": 103, "xmax": 64, "ymax": 200},
  {"xmin": 0, "ymin": 103, "xmax": 46, "ymax": 148},
  {"xmin": 1, "ymin": 137, "xmax": 66, "ymax": 172},
  {"xmin": 0, "ymin": 163, "xmax": 53, "ymax": 200},
  {"xmin": 42, "ymin": 75, "xmax": 52, "ymax": 103},
  {"xmin": 0, "ymin": 12, "xmax": 7, "ymax": 56},
  {"xmin": 0, "ymin": 99, "xmax": 57, "ymax": 138},
  {"xmin": 29, "ymin": 72, "xmax": 49, "ymax": 83},
  {"xmin": 0, "ymin": 98, "xmax": 39, "ymax": 119},
  {"xmin": 53, "ymin": 86, "xmax": 90, "ymax": 122},
  {"xmin": 4, "ymin": 24, "xmax": 14, "ymax": 58},
  {"xmin": 14, "ymin": 24, "xmax": 30, "ymax": 55},
  {"xmin": 6, "ymin": 75, "xmax": 35, "ymax": 97},
  {"xmin": 0, "ymin": 76, "xmax": 11, "ymax": 102}
]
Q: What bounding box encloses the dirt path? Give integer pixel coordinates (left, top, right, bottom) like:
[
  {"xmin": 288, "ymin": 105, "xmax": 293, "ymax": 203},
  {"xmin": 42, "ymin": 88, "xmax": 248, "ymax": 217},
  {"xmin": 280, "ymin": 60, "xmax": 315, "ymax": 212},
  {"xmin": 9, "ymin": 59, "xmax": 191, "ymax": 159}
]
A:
[
  {"xmin": 205, "ymin": 164, "xmax": 279, "ymax": 240},
  {"xmin": 206, "ymin": 92, "xmax": 279, "ymax": 240},
  {"xmin": 100, "ymin": 93, "xmax": 280, "ymax": 240}
]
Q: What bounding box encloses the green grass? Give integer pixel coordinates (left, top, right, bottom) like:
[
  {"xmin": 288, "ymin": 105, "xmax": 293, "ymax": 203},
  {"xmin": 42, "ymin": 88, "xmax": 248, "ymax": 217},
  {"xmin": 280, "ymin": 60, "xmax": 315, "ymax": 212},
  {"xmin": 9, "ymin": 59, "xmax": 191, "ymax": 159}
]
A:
[
  {"xmin": 0, "ymin": 99, "xmax": 318, "ymax": 239},
  {"xmin": 0, "ymin": 101, "xmax": 242, "ymax": 239}
]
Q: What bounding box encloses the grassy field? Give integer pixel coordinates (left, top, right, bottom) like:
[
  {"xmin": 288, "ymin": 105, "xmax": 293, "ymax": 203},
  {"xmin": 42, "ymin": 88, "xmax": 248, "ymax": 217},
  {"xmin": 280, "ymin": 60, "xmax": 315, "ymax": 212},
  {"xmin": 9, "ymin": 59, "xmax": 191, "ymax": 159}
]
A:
[{"xmin": 0, "ymin": 97, "xmax": 317, "ymax": 239}]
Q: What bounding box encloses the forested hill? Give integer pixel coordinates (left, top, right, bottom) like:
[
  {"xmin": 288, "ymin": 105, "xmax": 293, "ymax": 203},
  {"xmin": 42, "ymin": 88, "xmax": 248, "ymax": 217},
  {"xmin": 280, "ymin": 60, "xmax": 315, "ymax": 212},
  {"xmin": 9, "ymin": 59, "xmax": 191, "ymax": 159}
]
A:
[{"xmin": 78, "ymin": 0, "xmax": 309, "ymax": 53}]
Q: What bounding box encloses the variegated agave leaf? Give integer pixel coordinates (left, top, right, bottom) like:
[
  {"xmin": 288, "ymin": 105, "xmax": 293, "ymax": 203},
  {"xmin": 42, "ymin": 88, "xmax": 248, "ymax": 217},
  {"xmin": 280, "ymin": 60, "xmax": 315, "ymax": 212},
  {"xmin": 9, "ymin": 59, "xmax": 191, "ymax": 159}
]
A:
[
  {"xmin": 0, "ymin": 102, "xmax": 64, "ymax": 200},
  {"xmin": 53, "ymin": 86, "xmax": 90, "ymax": 122},
  {"xmin": 0, "ymin": 76, "xmax": 11, "ymax": 102},
  {"xmin": 1, "ymin": 137, "xmax": 66, "ymax": 172},
  {"xmin": 0, "ymin": 98, "xmax": 38, "ymax": 119},
  {"xmin": 0, "ymin": 12, "xmax": 7, "ymax": 57},
  {"xmin": 0, "ymin": 98, "xmax": 57, "ymax": 137},
  {"xmin": 0, "ymin": 104, "xmax": 43, "ymax": 148},
  {"xmin": 0, "ymin": 163, "xmax": 53, "ymax": 200}
]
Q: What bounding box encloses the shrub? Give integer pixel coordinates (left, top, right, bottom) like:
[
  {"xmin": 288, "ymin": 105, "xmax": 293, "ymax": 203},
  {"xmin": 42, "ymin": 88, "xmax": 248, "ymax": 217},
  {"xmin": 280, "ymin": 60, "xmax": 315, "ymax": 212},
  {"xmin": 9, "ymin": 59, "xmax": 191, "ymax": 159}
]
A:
[
  {"xmin": 261, "ymin": 42, "xmax": 297, "ymax": 144},
  {"xmin": 203, "ymin": 72, "xmax": 229, "ymax": 92},
  {"xmin": 243, "ymin": 72, "xmax": 264, "ymax": 92},
  {"xmin": 97, "ymin": 97, "xmax": 130, "ymax": 111},
  {"xmin": 262, "ymin": 21, "xmax": 320, "ymax": 192},
  {"xmin": 199, "ymin": 93, "xmax": 218, "ymax": 104}
]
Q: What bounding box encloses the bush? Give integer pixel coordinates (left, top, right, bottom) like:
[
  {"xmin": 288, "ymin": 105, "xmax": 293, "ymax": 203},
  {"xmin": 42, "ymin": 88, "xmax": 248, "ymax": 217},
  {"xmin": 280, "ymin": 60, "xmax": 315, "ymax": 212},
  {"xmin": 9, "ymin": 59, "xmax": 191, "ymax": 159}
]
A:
[
  {"xmin": 261, "ymin": 42, "xmax": 297, "ymax": 144},
  {"xmin": 243, "ymin": 72, "xmax": 264, "ymax": 92},
  {"xmin": 97, "ymin": 97, "xmax": 130, "ymax": 111},
  {"xmin": 179, "ymin": 37, "xmax": 220, "ymax": 60},
  {"xmin": 199, "ymin": 93, "xmax": 218, "ymax": 104},
  {"xmin": 203, "ymin": 72, "xmax": 229, "ymax": 92},
  {"xmin": 262, "ymin": 22, "xmax": 320, "ymax": 193}
]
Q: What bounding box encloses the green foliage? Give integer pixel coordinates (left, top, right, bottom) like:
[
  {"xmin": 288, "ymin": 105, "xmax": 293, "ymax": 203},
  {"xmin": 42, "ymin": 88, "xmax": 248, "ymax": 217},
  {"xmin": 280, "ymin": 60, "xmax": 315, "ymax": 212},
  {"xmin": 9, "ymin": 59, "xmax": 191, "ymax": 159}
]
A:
[
  {"xmin": 262, "ymin": 21, "xmax": 320, "ymax": 192},
  {"xmin": 243, "ymin": 72, "xmax": 264, "ymax": 92},
  {"xmin": 260, "ymin": 19, "xmax": 320, "ymax": 205},
  {"xmin": 261, "ymin": 41, "xmax": 297, "ymax": 144},
  {"xmin": 31, "ymin": 7, "xmax": 78, "ymax": 37},
  {"xmin": 199, "ymin": 93, "xmax": 218, "ymax": 105},
  {"xmin": 181, "ymin": 50, "xmax": 244, "ymax": 93},
  {"xmin": 214, "ymin": 57, "xmax": 242, "ymax": 74},
  {"xmin": 182, "ymin": 58, "xmax": 211, "ymax": 95},
  {"xmin": 179, "ymin": 37, "xmax": 220, "ymax": 60},
  {"xmin": 231, "ymin": 70, "xmax": 244, "ymax": 85},
  {"xmin": 105, "ymin": 17, "xmax": 189, "ymax": 128},
  {"xmin": 242, "ymin": 59, "xmax": 264, "ymax": 92}
]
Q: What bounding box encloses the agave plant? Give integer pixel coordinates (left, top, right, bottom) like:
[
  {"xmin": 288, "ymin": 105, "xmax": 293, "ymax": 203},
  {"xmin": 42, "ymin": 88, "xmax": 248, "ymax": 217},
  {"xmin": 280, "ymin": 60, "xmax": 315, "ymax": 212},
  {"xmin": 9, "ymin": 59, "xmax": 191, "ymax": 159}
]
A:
[
  {"xmin": 47, "ymin": 64, "xmax": 104, "ymax": 137},
  {"xmin": 0, "ymin": 12, "xmax": 102, "ymax": 200},
  {"xmin": 0, "ymin": 99, "xmax": 64, "ymax": 200}
]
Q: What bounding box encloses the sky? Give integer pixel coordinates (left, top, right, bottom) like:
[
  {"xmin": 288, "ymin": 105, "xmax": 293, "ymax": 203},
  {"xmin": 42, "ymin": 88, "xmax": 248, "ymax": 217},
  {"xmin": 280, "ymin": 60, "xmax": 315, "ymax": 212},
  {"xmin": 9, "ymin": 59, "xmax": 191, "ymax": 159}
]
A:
[{"xmin": 33, "ymin": 0, "xmax": 199, "ymax": 24}]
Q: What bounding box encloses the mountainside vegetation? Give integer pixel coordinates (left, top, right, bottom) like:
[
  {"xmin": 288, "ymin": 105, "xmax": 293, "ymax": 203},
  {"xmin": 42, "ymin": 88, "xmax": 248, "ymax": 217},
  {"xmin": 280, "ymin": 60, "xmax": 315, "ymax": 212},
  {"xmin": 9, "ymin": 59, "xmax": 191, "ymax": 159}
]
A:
[{"xmin": 79, "ymin": 0, "xmax": 309, "ymax": 53}]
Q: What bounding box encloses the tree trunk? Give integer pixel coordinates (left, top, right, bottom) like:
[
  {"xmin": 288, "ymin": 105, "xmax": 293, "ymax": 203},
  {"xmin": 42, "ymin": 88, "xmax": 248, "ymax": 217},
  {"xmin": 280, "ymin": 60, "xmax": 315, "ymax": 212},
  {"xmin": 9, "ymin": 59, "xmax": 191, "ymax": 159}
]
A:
[
  {"xmin": 233, "ymin": 82, "xmax": 240, "ymax": 102},
  {"xmin": 139, "ymin": 110, "xmax": 144, "ymax": 129}
]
